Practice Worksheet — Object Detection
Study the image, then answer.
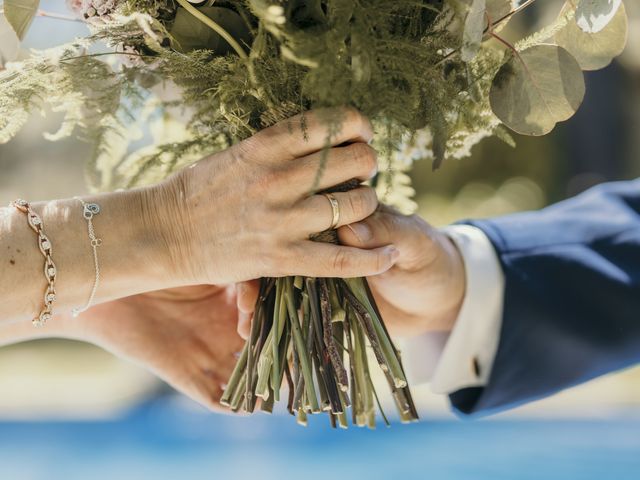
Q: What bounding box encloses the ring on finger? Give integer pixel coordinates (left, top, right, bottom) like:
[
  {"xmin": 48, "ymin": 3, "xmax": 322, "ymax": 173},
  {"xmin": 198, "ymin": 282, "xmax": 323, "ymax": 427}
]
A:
[{"xmin": 323, "ymin": 193, "xmax": 340, "ymax": 230}]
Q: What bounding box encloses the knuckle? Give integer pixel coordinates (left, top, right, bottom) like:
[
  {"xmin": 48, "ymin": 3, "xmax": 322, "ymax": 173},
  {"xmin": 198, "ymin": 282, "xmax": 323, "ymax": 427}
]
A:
[
  {"xmin": 260, "ymin": 209, "xmax": 279, "ymax": 233},
  {"xmin": 267, "ymin": 243, "xmax": 292, "ymax": 276},
  {"xmin": 343, "ymin": 107, "xmax": 373, "ymax": 139},
  {"xmin": 348, "ymin": 143, "xmax": 378, "ymax": 177},
  {"xmin": 363, "ymin": 187, "xmax": 379, "ymax": 211},
  {"xmin": 284, "ymin": 203, "xmax": 304, "ymax": 226},
  {"xmin": 409, "ymin": 213, "xmax": 429, "ymax": 233},
  {"xmin": 346, "ymin": 192, "xmax": 363, "ymax": 218},
  {"xmin": 406, "ymin": 213, "xmax": 432, "ymax": 241},
  {"xmin": 254, "ymin": 237, "xmax": 281, "ymax": 274},
  {"xmin": 230, "ymin": 141, "xmax": 249, "ymax": 160},
  {"xmin": 331, "ymin": 249, "xmax": 352, "ymax": 273},
  {"xmin": 255, "ymin": 121, "xmax": 282, "ymax": 143},
  {"xmin": 378, "ymin": 212, "xmax": 398, "ymax": 238},
  {"xmin": 232, "ymin": 138, "xmax": 259, "ymax": 165},
  {"xmin": 238, "ymin": 131, "xmax": 283, "ymax": 166},
  {"xmin": 284, "ymin": 200, "xmax": 313, "ymax": 231},
  {"xmin": 345, "ymin": 190, "xmax": 373, "ymax": 220},
  {"xmin": 343, "ymin": 106, "xmax": 365, "ymax": 129},
  {"xmin": 250, "ymin": 168, "xmax": 284, "ymax": 197}
]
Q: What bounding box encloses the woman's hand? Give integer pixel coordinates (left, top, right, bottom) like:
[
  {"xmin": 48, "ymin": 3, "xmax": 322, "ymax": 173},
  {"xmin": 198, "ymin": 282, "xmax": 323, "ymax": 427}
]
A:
[
  {"xmin": 147, "ymin": 108, "xmax": 399, "ymax": 285},
  {"xmin": 0, "ymin": 108, "xmax": 394, "ymax": 325}
]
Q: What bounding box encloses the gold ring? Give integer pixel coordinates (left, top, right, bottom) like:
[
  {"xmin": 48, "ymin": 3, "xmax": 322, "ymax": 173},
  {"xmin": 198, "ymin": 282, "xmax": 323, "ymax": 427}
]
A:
[{"xmin": 323, "ymin": 193, "xmax": 340, "ymax": 230}]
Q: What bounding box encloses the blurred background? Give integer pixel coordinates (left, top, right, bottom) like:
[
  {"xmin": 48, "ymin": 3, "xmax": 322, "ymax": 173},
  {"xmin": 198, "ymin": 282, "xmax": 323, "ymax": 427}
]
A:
[{"xmin": 1, "ymin": 1, "xmax": 639, "ymax": 479}]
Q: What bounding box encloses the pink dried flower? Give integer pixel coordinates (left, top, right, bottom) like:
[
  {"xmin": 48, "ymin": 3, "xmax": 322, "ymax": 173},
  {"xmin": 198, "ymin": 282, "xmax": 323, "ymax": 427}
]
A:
[
  {"xmin": 66, "ymin": 0, "xmax": 120, "ymax": 24},
  {"xmin": 65, "ymin": 0, "xmax": 84, "ymax": 17}
]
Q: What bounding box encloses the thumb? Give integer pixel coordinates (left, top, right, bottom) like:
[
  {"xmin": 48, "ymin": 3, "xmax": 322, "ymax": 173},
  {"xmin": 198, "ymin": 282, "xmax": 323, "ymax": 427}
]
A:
[
  {"xmin": 337, "ymin": 208, "xmax": 438, "ymax": 270},
  {"xmin": 337, "ymin": 207, "xmax": 408, "ymax": 249}
]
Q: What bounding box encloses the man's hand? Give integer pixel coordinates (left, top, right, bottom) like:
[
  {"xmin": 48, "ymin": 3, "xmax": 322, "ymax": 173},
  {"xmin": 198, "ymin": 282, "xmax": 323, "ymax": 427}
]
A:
[
  {"xmin": 337, "ymin": 207, "xmax": 466, "ymax": 337},
  {"xmin": 69, "ymin": 286, "xmax": 244, "ymax": 411},
  {"xmin": 237, "ymin": 207, "xmax": 466, "ymax": 339}
]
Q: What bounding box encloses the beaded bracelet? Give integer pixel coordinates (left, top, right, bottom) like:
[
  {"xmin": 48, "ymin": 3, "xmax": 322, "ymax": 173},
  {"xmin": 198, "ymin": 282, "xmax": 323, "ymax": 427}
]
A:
[{"xmin": 9, "ymin": 199, "xmax": 57, "ymax": 327}]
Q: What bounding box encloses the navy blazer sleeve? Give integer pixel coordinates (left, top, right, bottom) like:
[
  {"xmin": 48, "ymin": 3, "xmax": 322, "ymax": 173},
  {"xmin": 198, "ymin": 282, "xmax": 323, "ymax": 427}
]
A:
[{"xmin": 449, "ymin": 178, "xmax": 640, "ymax": 415}]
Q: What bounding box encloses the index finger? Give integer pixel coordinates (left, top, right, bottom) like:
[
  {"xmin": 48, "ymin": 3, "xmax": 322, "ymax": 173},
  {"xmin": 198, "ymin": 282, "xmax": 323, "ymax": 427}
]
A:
[{"xmin": 243, "ymin": 107, "xmax": 374, "ymax": 161}]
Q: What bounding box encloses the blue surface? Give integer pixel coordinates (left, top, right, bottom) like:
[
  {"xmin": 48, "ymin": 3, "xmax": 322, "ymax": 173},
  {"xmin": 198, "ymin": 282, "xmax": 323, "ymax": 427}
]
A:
[{"xmin": 1, "ymin": 397, "xmax": 639, "ymax": 480}]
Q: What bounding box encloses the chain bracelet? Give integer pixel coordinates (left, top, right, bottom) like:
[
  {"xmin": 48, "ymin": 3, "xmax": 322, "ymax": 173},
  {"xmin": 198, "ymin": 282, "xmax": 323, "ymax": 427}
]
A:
[
  {"xmin": 9, "ymin": 199, "xmax": 57, "ymax": 327},
  {"xmin": 72, "ymin": 197, "xmax": 102, "ymax": 317}
]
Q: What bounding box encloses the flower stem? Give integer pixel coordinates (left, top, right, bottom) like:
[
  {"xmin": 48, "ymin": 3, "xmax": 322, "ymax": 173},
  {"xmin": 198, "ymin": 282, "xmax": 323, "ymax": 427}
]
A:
[
  {"xmin": 285, "ymin": 277, "xmax": 319, "ymax": 412},
  {"xmin": 220, "ymin": 341, "xmax": 248, "ymax": 406},
  {"xmin": 174, "ymin": 0, "xmax": 248, "ymax": 60}
]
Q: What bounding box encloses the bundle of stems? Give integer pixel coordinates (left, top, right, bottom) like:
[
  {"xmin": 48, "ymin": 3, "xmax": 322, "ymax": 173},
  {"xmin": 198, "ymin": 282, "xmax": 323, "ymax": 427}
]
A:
[{"xmin": 221, "ymin": 274, "xmax": 418, "ymax": 428}]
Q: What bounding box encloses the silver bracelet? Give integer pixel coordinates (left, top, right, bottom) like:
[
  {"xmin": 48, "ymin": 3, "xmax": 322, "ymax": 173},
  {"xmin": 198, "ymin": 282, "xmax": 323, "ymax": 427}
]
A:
[{"xmin": 72, "ymin": 197, "xmax": 102, "ymax": 317}]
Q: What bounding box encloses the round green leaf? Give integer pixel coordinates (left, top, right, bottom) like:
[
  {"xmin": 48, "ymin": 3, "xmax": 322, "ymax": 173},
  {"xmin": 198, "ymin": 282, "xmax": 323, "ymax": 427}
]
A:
[
  {"xmin": 490, "ymin": 44, "xmax": 585, "ymax": 136},
  {"xmin": 3, "ymin": 0, "xmax": 40, "ymax": 40},
  {"xmin": 462, "ymin": 0, "xmax": 486, "ymax": 62},
  {"xmin": 576, "ymin": 0, "xmax": 622, "ymax": 34},
  {"xmin": 556, "ymin": 1, "xmax": 627, "ymax": 71}
]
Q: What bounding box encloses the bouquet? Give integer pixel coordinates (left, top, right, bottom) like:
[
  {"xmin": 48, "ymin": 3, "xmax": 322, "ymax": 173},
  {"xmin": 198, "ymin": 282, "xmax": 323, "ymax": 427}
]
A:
[{"xmin": 0, "ymin": 0, "xmax": 628, "ymax": 427}]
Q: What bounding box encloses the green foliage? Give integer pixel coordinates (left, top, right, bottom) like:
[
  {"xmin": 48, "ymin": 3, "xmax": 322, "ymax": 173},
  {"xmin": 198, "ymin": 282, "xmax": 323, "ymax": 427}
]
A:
[{"xmin": 0, "ymin": 0, "xmax": 630, "ymax": 198}]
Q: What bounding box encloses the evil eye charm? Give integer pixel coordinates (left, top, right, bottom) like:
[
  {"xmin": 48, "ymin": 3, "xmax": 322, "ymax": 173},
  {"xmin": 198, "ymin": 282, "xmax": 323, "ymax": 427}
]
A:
[{"xmin": 83, "ymin": 203, "xmax": 100, "ymax": 219}]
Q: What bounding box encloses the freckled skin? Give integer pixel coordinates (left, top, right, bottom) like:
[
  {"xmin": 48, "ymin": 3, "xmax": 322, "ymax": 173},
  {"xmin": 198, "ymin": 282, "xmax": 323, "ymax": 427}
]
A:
[{"xmin": 9, "ymin": 260, "xmax": 15, "ymax": 265}]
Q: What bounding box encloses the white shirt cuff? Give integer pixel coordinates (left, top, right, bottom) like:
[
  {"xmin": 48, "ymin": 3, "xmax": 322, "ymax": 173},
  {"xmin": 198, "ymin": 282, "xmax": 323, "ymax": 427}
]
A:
[{"xmin": 402, "ymin": 224, "xmax": 505, "ymax": 395}]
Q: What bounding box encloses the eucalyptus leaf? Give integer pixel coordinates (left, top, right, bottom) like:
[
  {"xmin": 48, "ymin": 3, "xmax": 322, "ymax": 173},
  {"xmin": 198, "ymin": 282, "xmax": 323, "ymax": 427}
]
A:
[
  {"xmin": 170, "ymin": 6, "xmax": 250, "ymax": 54},
  {"xmin": 576, "ymin": 0, "xmax": 622, "ymax": 34},
  {"xmin": 0, "ymin": 14, "xmax": 21, "ymax": 66},
  {"xmin": 556, "ymin": 1, "xmax": 627, "ymax": 71},
  {"xmin": 490, "ymin": 44, "xmax": 585, "ymax": 136},
  {"xmin": 3, "ymin": 0, "xmax": 40, "ymax": 40},
  {"xmin": 461, "ymin": 0, "xmax": 486, "ymax": 62}
]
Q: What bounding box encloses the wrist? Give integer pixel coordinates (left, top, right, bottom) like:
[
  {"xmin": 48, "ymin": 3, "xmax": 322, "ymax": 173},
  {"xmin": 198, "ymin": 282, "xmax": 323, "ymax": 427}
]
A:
[
  {"xmin": 436, "ymin": 233, "xmax": 466, "ymax": 331},
  {"xmin": 415, "ymin": 230, "xmax": 466, "ymax": 334},
  {"xmin": 67, "ymin": 186, "xmax": 178, "ymax": 304},
  {"xmin": 0, "ymin": 188, "xmax": 178, "ymax": 325},
  {"xmin": 139, "ymin": 177, "xmax": 197, "ymax": 286}
]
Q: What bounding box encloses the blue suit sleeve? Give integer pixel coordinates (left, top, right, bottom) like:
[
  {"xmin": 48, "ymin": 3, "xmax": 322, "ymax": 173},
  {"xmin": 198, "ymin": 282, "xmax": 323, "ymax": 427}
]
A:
[{"xmin": 449, "ymin": 179, "xmax": 640, "ymax": 415}]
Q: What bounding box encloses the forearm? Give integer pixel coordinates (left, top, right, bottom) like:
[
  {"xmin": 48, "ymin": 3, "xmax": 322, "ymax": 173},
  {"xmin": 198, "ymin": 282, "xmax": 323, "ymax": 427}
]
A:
[{"xmin": 0, "ymin": 187, "xmax": 174, "ymax": 325}]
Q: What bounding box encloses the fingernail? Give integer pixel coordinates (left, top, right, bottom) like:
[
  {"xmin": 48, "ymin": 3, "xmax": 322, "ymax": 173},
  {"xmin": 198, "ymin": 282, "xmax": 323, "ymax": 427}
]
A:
[{"xmin": 349, "ymin": 222, "xmax": 372, "ymax": 242}]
